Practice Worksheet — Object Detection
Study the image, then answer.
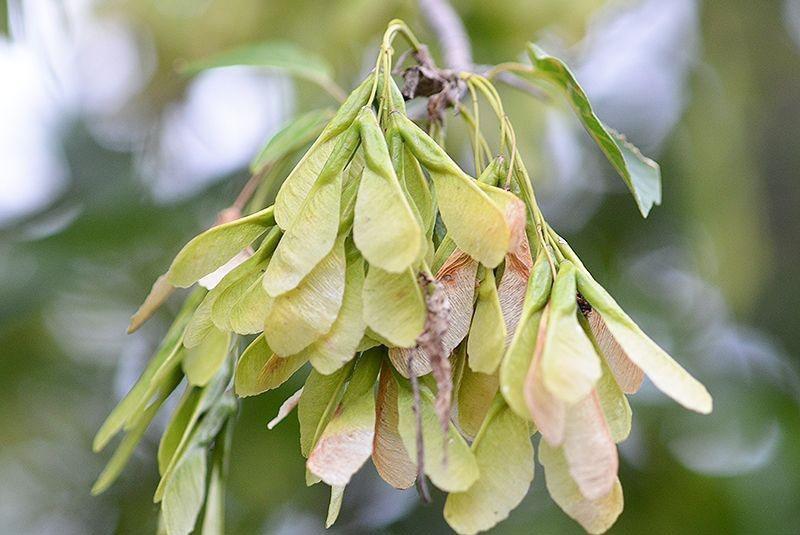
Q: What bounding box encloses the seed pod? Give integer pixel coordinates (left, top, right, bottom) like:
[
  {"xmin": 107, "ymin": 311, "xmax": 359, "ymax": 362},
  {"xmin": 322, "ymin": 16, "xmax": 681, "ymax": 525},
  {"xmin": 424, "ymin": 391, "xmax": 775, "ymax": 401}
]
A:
[
  {"xmin": 363, "ymin": 265, "xmax": 426, "ymax": 348},
  {"xmin": 373, "ymin": 361, "xmax": 416, "ymax": 489},
  {"xmin": 391, "ymin": 112, "xmax": 511, "ymax": 267},
  {"xmin": 234, "ymin": 334, "xmax": 308, "ymax": 397},
  {"xmin": 263, "ymin": 235, "xmax": 347, "ymax": 356},
  {"xmin": 499, "ymin": 249, "xmax": 553, "ymax": 419},
  {"xmin": 295, "ymin": 243, "xmax": 366, "ymax": 375},
  {"xmin": 395, "ymin": 375, "xmax": 479, "ymax": 492},
  {"xmin": 167, "ymin": 206, "xmax": 275, "ymax": 288},
  {"xmin": 444, "ymin": 396, "xmax": 534, "ymax": 535},
  {"xmin": 539, "ymin": 440, "xmax": 623, "ymax": 534},
  {"xmin": 264, "ymin": 125, "xmax": 359, "ymax": 297},
  {"xmin": 540, "ymin": 261, "xmax": 602, "ymax": 404},
  {"xmin": 307, "ymin": 350, "xmax": 381, "ymax": 486},
  {"xmin": 274, "ymin": 74, "xmax": 374, "ymax": 229},
  {"xmin": 467, "ymin": 267, "xmax": 506, "ymax": 374},
  {"xmin": 354, "ymin": 107, "xmax": 422, "ymax": 272}
]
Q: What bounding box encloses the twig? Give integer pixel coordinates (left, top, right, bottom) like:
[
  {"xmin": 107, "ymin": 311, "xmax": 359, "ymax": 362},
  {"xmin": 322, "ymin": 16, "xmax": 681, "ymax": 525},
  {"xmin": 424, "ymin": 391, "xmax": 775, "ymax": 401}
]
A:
[
  {"xmin": 407, "ymin": 350, "xmax": 432, "ymax": 503},
  {"xmin": 418, "ymin": 0, "xmax": 473, "ymax": 70}
]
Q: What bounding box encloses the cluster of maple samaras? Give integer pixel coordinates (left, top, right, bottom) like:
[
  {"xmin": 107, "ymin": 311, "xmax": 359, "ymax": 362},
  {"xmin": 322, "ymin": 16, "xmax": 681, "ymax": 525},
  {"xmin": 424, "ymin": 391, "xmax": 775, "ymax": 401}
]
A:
[{"xmin": 94, "ymin": 71, "xmax": 712, "ymax": 535}]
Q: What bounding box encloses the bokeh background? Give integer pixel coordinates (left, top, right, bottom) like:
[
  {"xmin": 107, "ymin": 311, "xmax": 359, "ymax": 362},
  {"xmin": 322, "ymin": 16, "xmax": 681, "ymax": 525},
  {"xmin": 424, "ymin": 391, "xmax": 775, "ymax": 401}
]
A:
[{"xmin": 1, "ymin": 0, "xmax": 799, "ymax": 533}]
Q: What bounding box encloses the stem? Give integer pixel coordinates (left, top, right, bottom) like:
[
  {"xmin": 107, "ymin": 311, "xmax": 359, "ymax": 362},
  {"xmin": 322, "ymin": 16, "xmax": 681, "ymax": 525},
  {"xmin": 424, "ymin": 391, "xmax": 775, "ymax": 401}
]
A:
[{"xmin": 417, "ymin": 0, "xmax": 473, "ymax": 70}]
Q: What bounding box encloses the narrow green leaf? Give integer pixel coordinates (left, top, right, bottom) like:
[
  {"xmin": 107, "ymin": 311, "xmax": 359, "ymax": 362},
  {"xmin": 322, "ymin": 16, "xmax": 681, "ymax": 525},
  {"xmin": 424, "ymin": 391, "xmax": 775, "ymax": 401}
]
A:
[
  {"xmin": 234, "ymin": 334, "xmax": 308, "ymax": 397},
  {"xmin": 539, "ymin": 441, "xmax": 623, "ymax": 534},
  {"xmin": 468, "ymin": 268, "xmax": 506, "ymax": 374},
  {"xmin": 162, "ymin": 446, "xmax": 207, "ymax": 535},
  {"xmin": 307, "ymin": 351, "xmax": 381, "ymax": 485},
  {"xmin": 251, "ymin": 108, "xmax": 334, "ymax": 174},
  {"xmin": 526, "ymin": 44, "xmax": 661, "ymax": 217},
  {"xmin": 395, "ymin": 378, "xmax": 479, "ymax": 492},
  {"xmin": 541, "ymin": 262, "xmax": 601, "ymax": 404},
  {"xmin": 274, "ymin": 75, "xmax": 374, "ymax": 229},
  {"xmin": 182, "ymin": 327, "xmax": 231, "ymax": 387},
  {"xmin": 263, "ymin": 235, "xmax": 347, "ymax": 356},
  {"xmin": 362, "ymin": 265, "xmax": 426, "ymax": 348},
  {"xmin": 166, "ymin": 207, "xmax": 275, "ymax": 288},
  {"xmin": 353, "ymin": 108, "xmax": 422, "ymax": 272},
  {"xmin": 298, "ymin": 362, "xmax": 354, "ymax": 457},
  {"xmin": 444, "ymin": 397, "xmax": 534, "ymax": 535},
  {"xmin": 181, "ymin": 41, "xmax": 335, "ymax": 89},
  {"xmin": 297, "ymin": 248, "xmax": 366, "ymax": 374}
]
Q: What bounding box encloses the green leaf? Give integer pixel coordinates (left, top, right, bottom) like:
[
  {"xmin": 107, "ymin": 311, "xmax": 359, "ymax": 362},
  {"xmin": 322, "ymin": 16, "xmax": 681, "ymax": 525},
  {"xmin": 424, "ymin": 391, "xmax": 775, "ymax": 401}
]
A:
[
  {"xmin": 263, "ymin": 235, "xmax": 347, "ymax": 356},
  {"xmin": 467, "ymin": 268, "xmax": 506, "ymax": 374},
  {"xmin": 181, "ymin": 41, "xmax": 335, "ymax": 91},
  {"xmin": 264, "ymin": 126, "xmax": 359, "ymax": 296},
  {"xmin": 373, "ymin": 362, "xmax": 416, "ymax": 489},
  {"xmin": 162, "ymin": 446, "xmax": 207, "ymax": 535},
  {"xmin": 251, "ymin": 108, "xmax": 334, "ymax": 174},
  {"xmin": 353, "ymin": 108, "xmax": 422, "ymax": 272},
  {"xmin": 296, "ymin": 248, "xmax": 366, "ymax": 374},
  {"xmin": 274, "ymin": 75, "xmax": 374, "ymax": 229},
  {"xmin": 307, "ymin": 351, "xmax": 381, "ymax": 485},
  {"xmin": 298, "ymin": 362, "xmax": 354, "ymax": 457},
  {"xmin": 540, "ymin": 262, "xmax": 601, "ymax": 404},
  {"xmin": 539, "ymin": 441, "xmax": 623, "ymax": 534},
  {"xmin": 456, "ymin": 365, "xmax": 499, "ymax": 439},
  {"xmin": 393, "ymin": 113, "xmax": 511, "ymax": 267},
  {"xmin": 444, "ymin": 397, "xmax": 534, "ymax": 535},
  {"xmin": 362, "ymin": 265, "xmax": 426, "ymax": 348},
  {"xmin": 396, "ymin": 378, "xmax": 479, "ymax": 492},
  {"xmin": 526, "ymin": 44, "xmax": 661, "ymax": 217},
  {"xmin": 182, "ymin": 327, "xmax": 231, "ymax": 387},
  {"xmin": 234, "ymin": 334, "xmax": 308, "ymax": 397},
  {"xmin": 575, "ymin": 268, "xmax": 712, "ymax": 414},
  {"xmin": 166, "ymin": 207, "xmax": 275, "ymax": 288},
  {"xmin": 93, "ymin": 290, "xmax": 205, "ymax": 452}
]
